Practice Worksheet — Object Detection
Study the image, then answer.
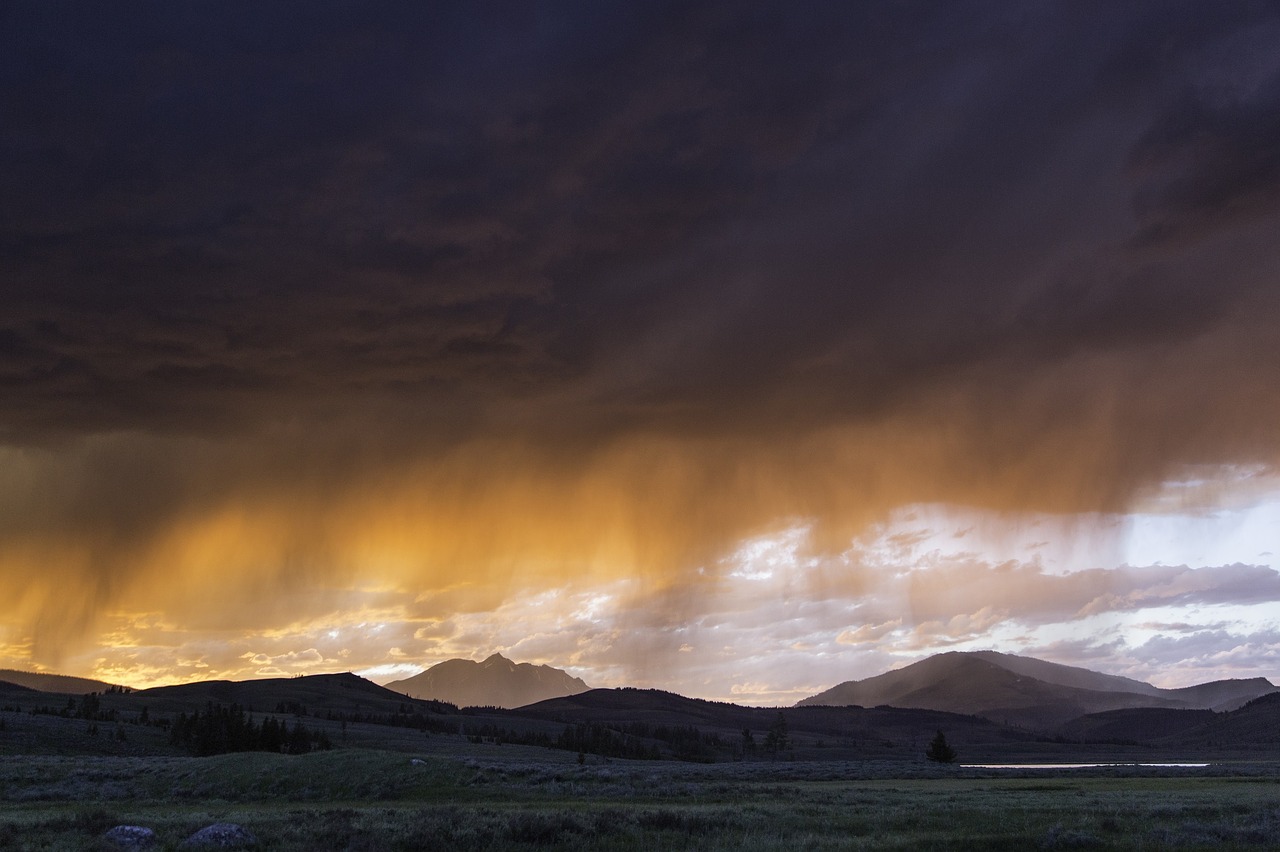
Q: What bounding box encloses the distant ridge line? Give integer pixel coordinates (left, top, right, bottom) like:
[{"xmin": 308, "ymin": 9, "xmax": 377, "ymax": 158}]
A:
[{"xmin": 795, "ymin": 651, "xmax": 1278, "ymax": 729}]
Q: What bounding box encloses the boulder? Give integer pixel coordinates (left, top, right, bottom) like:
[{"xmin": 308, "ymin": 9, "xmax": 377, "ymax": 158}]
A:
[
  {"xmin": 102, "ymin": 825, "xmax": 158, "ymax": 848},
  {"xmin": 181, "ymin": 823, "xmax": 257, "ymax": 848}
]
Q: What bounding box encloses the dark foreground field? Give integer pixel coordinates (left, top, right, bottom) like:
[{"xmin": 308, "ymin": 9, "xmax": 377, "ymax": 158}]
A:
[
  {"xmin": 4, "ymin": 675, "xmax": 1280, "ymax": 849},
  {"xmin": 2, "ymin": 749, "xmax": 1279, "ymax": 850}
]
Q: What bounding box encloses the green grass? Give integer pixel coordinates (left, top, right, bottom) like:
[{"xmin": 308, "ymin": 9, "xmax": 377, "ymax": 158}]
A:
[{"xmin": 2, "ymin": 751, "xmax": 1279, "ymax": 850}]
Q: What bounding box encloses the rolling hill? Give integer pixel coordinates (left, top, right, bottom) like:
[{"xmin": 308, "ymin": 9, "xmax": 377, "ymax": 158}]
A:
[
  {"xmin": 3, "ymin": 661, "xmax": 1279, "ymax": 762},
  {"xmin": 385, "ymin": 653, "xmax": 589, "ymax": 709},
  {"xmin": 796, "ymin": 651, "xmax": 1278, "ymax": 729},
  {"xmin": 0, "ymin": 670, "xmax": 118, "ymax": 694},
  {"xmin": 513, "ymin": 686, "xmax": 1044, "ymax": 761},
  {"xmin": 1057, "ymin": 707, "xmax": 1217, "ymax": 743},
  {"xmin": 1058, "ymin": 691, "xmax": 1280, "ymax": 754},
  {"xmin": 1166, "ymin": 691, "xmax": 1280, "ymax": 750},
  {"xmin": 117, "ymin": 671, "xmax": 452, "ymax": 716}
]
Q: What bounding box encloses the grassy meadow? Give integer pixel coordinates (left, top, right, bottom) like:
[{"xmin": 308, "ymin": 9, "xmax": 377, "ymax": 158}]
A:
[
  {"xmin": 4, "ymin": 686, "xmax": 1280, "ymax": 849},
  {"xmin": 2, "ymin": 746, "xmax": 1279, "ymax": 850}
]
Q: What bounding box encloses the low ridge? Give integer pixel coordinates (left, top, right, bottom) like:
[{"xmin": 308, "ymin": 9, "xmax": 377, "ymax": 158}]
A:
[
  {"xmin": 0, "ymin": 669, "xmax": 119, "ymax": 695},
  {"xmin": 130, "ymin": 671, "xmax": 439, "ymax": 715}
]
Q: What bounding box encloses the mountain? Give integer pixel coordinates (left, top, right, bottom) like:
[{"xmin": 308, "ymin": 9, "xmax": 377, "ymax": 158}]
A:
[
  {"xmin": 1179, "ymin": 691, "xmax": 1280, "ymax": 748},
  {"xmin": 1059, "ymin": 692, "xmax": 1280, "ymax": 753},
  {"xmin": 1057, "ymin": 707, "xmax": 1217, "ymax": 743},
  {"xmin": 385, "ymin": 653, "xmax": 589, "ymax": 709},
  {"xmin": 122, "ymin": 671, "xmax": 450, "ymax": 716},
  {"xmin": 0, "ymin": 669, "xmax": 118, "ymax": 694},
  {"xmin": 969, "ymin": 651, "xmax": 1274, "ymax": 710},
  {"xmin": 796, "ymin": 651, "xmax": 1278, "ymax": 729},
  {"xmin": 1164, "ymin": 678, "xmax": 1278, "ymax": 712},
  {"xmin": 964, "ymin": 651, "xmax": 1165, "ymax": 697}
]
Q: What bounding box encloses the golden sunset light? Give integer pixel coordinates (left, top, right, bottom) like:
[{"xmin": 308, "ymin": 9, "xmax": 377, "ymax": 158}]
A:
[{"xmin": 4, "ymin": 1, "xmax": 1280, "ymax": 707}]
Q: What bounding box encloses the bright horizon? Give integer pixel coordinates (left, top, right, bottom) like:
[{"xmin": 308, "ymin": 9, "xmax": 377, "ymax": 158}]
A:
[{"xmin": 12, "ymin": 482, "xmax": 1280, "ymax": 707}]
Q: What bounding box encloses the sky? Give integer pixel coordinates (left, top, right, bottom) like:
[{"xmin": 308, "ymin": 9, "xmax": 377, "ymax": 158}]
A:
[{"xmin": 3, "ymin": 1, "xmax": 1280, "ymax": 705}]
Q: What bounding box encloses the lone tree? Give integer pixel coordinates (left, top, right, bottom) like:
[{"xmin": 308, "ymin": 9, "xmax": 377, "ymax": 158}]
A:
[
  {"xmin": 925, "ymin": 730, "xmax": 957, "ymax": 763},
  {"xmin": 763, "ymin": 712, "xmax": 790, "ymax": 759}
]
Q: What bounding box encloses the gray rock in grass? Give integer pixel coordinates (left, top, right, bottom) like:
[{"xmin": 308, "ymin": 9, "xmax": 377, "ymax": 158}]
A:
[
  {"xmin": 180, "ymin": 822, "xmax": 258, "ymax": 848},
  {"xmin": 102, "ymin": 825, "xmax": 158, "ymax": 848}
]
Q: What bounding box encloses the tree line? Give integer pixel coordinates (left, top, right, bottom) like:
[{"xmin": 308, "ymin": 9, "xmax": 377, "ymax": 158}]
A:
[{"xmin": 169, "ymin": 703, "xmax": 333, "ymax": 756}]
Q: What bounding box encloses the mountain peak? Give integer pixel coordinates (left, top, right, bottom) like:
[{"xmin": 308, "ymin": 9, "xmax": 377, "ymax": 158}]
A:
[
  {"xmin": 796, "ymin": 650, "xmax": 1279, "ymax": 729},
  {"xmin": 386, "ymin": 654, "xmax": 588, "ymax": 709}
]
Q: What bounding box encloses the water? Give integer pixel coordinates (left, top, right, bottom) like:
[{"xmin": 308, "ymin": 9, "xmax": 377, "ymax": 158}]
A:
[{"xmin": 962, "ymin": 763, "xmax": 1210, "ymax": 769}]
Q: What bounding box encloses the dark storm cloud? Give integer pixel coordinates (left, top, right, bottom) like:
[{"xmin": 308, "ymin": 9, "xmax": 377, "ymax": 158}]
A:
[
  {"xmin": 4, "ymin": 0, "xmax": 1275, "ymax": 445},
  {"xmin": 1127, "ymin": 15, "xmax": 1280, "ymax": 245},
  {"xmin": 2, "ymin": 0, "xmax": 858, "ymax": 439}
]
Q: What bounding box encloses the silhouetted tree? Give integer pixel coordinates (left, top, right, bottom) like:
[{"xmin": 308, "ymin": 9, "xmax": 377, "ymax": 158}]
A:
[
  {"xmin": 925, "ymin": 730, "xmax": 957, "ymax": 763},
  {"xmin": 763, "ymin": 712, "xmax": 789, "ymax": 759},
  {"xmin": 260, "ymin": 716, "xmax": 284, "ymax": 752},
  {"xmin": 287, "ymin": 720, "xmax": 312, "ymax": 754},
  {"xmin": 168, "ymin": 704, "xmax": 329, "ymax": 756}
]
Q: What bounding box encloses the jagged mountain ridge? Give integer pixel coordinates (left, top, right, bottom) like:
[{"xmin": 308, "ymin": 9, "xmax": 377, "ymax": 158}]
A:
[
  {"xmin": 796, "ymin": 651, "xmax": 1277, "ymax": 729},
  {"xmin": 385, "ymin": 653, "xmax": 589, "ymax": 709}
]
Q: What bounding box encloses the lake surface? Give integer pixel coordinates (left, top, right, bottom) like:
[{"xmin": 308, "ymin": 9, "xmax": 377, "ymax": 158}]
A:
[{"xmin": 962, "ymin": 763, "xmax": 1210, "ymax": 769}]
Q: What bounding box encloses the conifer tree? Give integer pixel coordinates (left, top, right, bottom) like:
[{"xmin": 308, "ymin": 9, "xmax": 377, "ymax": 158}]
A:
[{"xmin": 925, "ymin": 730, "xmax": 957, "ymax": 763}]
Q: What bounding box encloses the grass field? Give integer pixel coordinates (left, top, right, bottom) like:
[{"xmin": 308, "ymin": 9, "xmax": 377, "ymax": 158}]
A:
[{"xmin": 2, "ymin": 749, "xmax": 1279, "ymax": 850}]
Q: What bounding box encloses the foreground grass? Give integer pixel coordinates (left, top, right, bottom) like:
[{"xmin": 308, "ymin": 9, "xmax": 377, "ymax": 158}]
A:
[{"xmin": 1, "ymin": 751, "xmax": 1278, "ymax": 850}]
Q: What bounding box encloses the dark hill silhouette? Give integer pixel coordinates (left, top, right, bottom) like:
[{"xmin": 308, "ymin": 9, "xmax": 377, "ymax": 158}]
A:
[
  {"xmin": 509, "ymin": 686, "xmax": 1046, "ymax": 761},
  {"xmin": 1169, "ymin": 691, "xmax": 1280, "ymax": 750},
  {"xmin": 1058, "ymin": 707, "xmax": 1217, "ymax": 743},
  {"xmin": 1059, "ymin": 692, "xmax": 1280, "ymax": 754},
  {"xmin": 797, "ymin": 651, "xmax": 1277, "ymax": 729},
  {"xmin": 0, "ymin": 670, "xmax": 118, "ymax": 694},
  {"xmin": 0, "ymin": 679, "xmax": 38, "ymax": 697},
  {"xmin": 5, "ymin": 665, "xmax": 1280, "ymax": 762},
  {"xmin": 122, "ymin": 672, "xmax": 451, "ymax": 716},
  {"xmin": 519, "ymin": 687, "xmax": 759, "ymax": 727},
  {"xmin": 1163, "ymin": 678, "xmax": 1278, "ymax": 711},
  {"xmin": 385, "ymin": 653, "xmax": 588, "ymax": 709}
]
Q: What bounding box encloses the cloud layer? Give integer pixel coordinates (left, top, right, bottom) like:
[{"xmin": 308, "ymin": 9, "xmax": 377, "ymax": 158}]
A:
[
  {"xmin": 30, "ymin": 518, "xmax": 1280, "ymax": 703},
  {"xmin": 2, "ymin": 2, "xmax": 1280, "ymax": 689}
]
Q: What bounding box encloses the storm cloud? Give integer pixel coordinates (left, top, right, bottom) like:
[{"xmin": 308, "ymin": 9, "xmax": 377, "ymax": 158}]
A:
[{"xmin": 3, "ymin": 1, "xmax": 1280, "ymax": 689}]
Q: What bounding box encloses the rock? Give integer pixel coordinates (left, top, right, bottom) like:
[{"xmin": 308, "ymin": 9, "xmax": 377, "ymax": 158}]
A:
[
  {"xmin": 180, "ymin": 822, "xmax": 257, "ymax": 848},
  {"xmin": 410, "ymin": 758, "xmax": 426, "ymax": 765},
  {"xmin": 102, "ymin": 825, "xmax": 158, "ymax": 848}
]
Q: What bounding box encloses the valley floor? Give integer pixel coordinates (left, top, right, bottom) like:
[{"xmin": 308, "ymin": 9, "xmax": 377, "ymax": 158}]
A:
[{"xmin": 2, "ymin": 749, "xmax": 1279, "ymax": 850}]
